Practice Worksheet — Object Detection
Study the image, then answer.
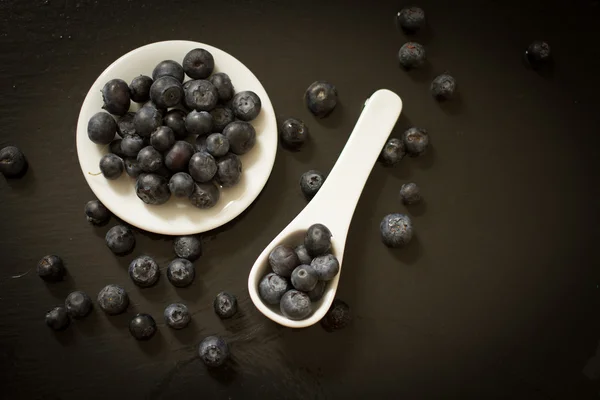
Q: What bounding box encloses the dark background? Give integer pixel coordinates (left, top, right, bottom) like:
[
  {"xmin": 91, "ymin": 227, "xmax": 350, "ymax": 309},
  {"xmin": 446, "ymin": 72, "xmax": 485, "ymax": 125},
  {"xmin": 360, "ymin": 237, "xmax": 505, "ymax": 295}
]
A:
[{"xmin": 1, "ymin": 0, "xmax": 599, "ymax": 398}]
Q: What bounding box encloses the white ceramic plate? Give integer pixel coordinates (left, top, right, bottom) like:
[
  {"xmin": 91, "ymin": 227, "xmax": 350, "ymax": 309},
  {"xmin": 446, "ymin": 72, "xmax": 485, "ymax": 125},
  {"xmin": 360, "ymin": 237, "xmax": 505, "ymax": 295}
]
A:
[{"xmin": 76, "ymin": 41, "xmax": 277, "ymax": 236}]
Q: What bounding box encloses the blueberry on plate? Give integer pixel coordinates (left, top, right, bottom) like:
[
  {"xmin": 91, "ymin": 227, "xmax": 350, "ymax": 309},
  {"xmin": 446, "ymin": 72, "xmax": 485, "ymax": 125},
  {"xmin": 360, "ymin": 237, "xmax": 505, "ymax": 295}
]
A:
[
  {"xmin": 167, "ymin": 258, "xmax": 195, "ymax": 287},
  {"xmin": 116, "ymin": 112, "xmax": 136, "ymax": 137},
  {"xmin": 280, "ymin": 290, "xmax": 312, "ymax": 320},
  {"xmin": 0, "ymin": 145, "xmax": 27, "ymax": 177},
  {"xmin": 291, "ymin": 264, "xmax": 319, "ymax": 291},
  {"xmin": 185, "ymin": 110, "xmax": 214, "ymax": 136},
  {"xmin": 84, "ymin": 199, "xmax": 111, "ymax": 225},
  {"xmin": 280, "ymin": 118, "xmax": 308, "ymax": 149},
  {"xmin": 431, "ymin": 73, "xmax": 457, "ymax": 101},
  {"xmin": 205, "ymin": 133, "xmax": 230, "ymax": 157},
  {"xmin": 231, "ymin": 91, "xmax": 261, "ymax": 121},
  {"xmin": 399, "ymin": 182, "xmax": 421, "ymax": 204},
  {"xmin": 164, "ymin": 303, "xmax": 191, "ymax": 329},
  {"xmin": 163, "ymin": 109, "xmax": 188, "ymax": 139},
  {"xmin": 397, "ymin": 6, "xmax": 425, "ymax": 32},
  {"xmin": 135, "ymin": 173, "xmax": 171, "ymax": 205},
  {"xmin": 152, "ymin": 60, "xmax": 184, "ymax": 83},
  {"xmin": 215, "ymin": 153, "xmax": 242, "ymax": 187},
  {"xmin": 223, "ymin": 121, "xmax": 256, "ymax": 155},
  {"xmin": 307, "ymin": 280, "xmax": 326, "ymax": 302},
  {"xmin": 188, "ymin": 152, "xmax": 217, "ymax": 183},
  {"xmin": 525, "ymin": 40, "xmax": 551, "ymax": 66},
  {"xmin": 208, "ymin": 72, "xmax": 234, "ymax": 103},
  {"xmin": 321, "ymin": 299, "xmax": 351, "ymax": 331},
  {"xmin": 402, "ymin": 127, "xmax": 429, "ymax": 156},
  {"xmin": 46, "ymin": 306, "xmax": 70, "ymax": 330},
  {"xmin": 124, "ymin": 157, "xmax": 143, "ymax": 178},
  {"xmin": 305, "ymin": 223, "xmax": 332, "ymax": 257},
  {"xmin": 99, "ymin": 153, "xmax": 124, "ymax": 180},
  {"xmin": 65, "ymin": 290, "xmax": 93, "ymax": 319},
  {"xmin": 88, "ymin": 112, "xmax": 117, "ymax": 145},
  {"xmin": 169, "ymin": 172, "xmax": 195, "ymax": 197},
  {"xmin": 105, "ymin": 224, "xmax": 135, "ymax": 255},
  {"xmin": 37, "ymin": 255, "xmax": 66, "ymax": 282},
  {"xmin": 183, "ymin": 48, "xmax": 215, "ymax": 80},
  {"xmin": 129, "ymin": 255, "xmax": 160, "ymax": 288},
  {"xmin": 173, "ymin": 235, "xmax": 202, "ymax": 261},
  {"xmin": 379, "ymin": 138, "xmax": 406, "ymax": 166},
  {"xmin": 258, "ymin": 273, "xmax": 291, "ymax": 305},
  {"xmin": 137, "ymin": 146, "xmax": 163, "ymax": 172},
  {"xmin": 134, "ymin": 105, "xmax": 163, "ymax": 138},
  {"xmin": 97, "ymin": 284, "xmax": 129, "ymax": 315},
  {"xmin": 311, "ymin": 254, "xmax": 340, "ymax": 281},
  {"xmin": 380, "ymin": 213, "xmax": 413, "ymax": 248},
  {"xmin": 129, "ymin": 75, "xmax": 153, "ymax": 103},
  {"xmin": 299, "ymin": 170, "xmax": 325, "ymax": 200},
  {"xmin": 129, "ymin": 313, "xmax": 157, "ymax": 341},
  {"xmin": 150, "ymin": 76, "xmax": 183, "ymax": 109},
  {"xmin": 268, "ymin": 245, "xmax": 300, "ymax": 277},
  {"xmin": 121, "ymin": 134, "xmax": 145, "ymax": 157},
  {"xmin": 102, "ymin": 78, "xmax": 131, "ymax": 116},
  {"xmin": 210, "ymin": 106, "xmax": 235, "ymax": 133},
  {"xmin": 198, "ymin": 336, "xmax": 230, "ymax": 368},
  {"xmin": 398, "ymin": 42, "xmax": 426, "ymax": 69},
  {"xmin": 150, "ymin": 126, "xmax": 175, "ymax": 152},
  {"xmin": 294, "ymin": 244, "xmax": 312, "ymax": 265},
  {"xmin": 183, "ymin": 79, "xmax": 218, "ymax": 111},
  {"xmin": 189, "ymin": 181, "xmax": 220, "ymax": 209},
  {"xmin": 165, "ymin": 140, "xmax": 195, "ymax": 172},
  {"xmin": 213, "ymin": 292, "xmax": 238, "ymax": 319},
  {"xmin": 305, "ymin": 81, "xmax": 338, "ymax": 118}
]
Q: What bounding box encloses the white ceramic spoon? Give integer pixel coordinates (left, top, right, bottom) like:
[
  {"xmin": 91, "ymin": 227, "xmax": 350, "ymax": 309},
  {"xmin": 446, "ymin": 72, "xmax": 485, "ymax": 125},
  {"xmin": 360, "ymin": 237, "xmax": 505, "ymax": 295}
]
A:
[{"xmin": 248, "ymin": 89, "xmax": 403, "ymax": 328}]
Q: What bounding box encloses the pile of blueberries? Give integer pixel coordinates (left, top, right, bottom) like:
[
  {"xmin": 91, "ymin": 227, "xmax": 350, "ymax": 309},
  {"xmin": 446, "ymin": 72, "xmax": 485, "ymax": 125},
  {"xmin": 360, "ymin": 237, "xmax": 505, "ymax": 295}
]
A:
[{"xmin": 87, "ymin": 48, "xmax": 262, "ymax": 209}]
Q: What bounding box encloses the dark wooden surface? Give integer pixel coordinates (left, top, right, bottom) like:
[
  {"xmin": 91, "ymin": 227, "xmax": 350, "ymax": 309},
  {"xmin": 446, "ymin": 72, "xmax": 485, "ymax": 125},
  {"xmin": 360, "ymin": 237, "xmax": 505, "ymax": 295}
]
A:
[{"xmin": 1, "ymin": 0, "xmax": 600, "ymax": 398}]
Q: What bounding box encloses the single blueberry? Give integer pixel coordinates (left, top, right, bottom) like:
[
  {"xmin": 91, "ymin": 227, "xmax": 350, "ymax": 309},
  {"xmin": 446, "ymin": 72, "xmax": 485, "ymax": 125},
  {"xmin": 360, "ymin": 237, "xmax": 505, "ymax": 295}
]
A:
[
  {"xmin": 135, "ymin": 173, "xmax": 171, "ymax": 205},
  {"xmin": 291, "ymin": 264, "xmax": 319, "ymax": 291},
  {"xmin": 299, "ymin": 170, "xmax": 325, "ymax": 200},
  {"xmin": 205, "ymin": 133, "xmax": 230, "ymax": 157},
  {"xmin": 105, "ymin": 225, "xmax": 135, "ymax": 255},
  {"xmin": 169, "ymin": 172, "xmax": 195, "ymax": 197},
  {"xmin": 88, "ymin": 112, "xmax": 117, "ymax": 145},
  {"xmin": 280, "ymin": 290, "xmax": 312, "ymax": 320},
  {"xmin": 129, "ymin": 255, "xmax": 160, "ymax": 288},
  {"xmin": 379, "ymin": 138, "xmax": 406, "ymax": 166},
  {"xmin": 173, "ymin": 235, "xmax": 202, "ymax": 261},
  {"xmin": 99, "ymin": 153, "xmax": 124, "ymax": 180},
  {"xmin": 137, "ymin": 146, "xmax": 163, "ymax": 172},
  {"xmin": 380, "ymin": 213, "xmax": 413, "ymax": 248},
  {"xmin": 294, "ymin": 244, "xmax": 313, "ymax": 265},
  {"xmin": 121, "ymin": 134, "xmax": 145, "ymax": 157},
  {"xmin": 129, "ymin": 75, "xmax": 153, "ymax": 103},
  {"xmin": 213, "ymin": 292, "xmax": 238, "ymax": 319},
  {"xmin": 102, "ymin": 78, "xmax": 131, "ymax": 116},
  {"xmin": 526, "ymin": 40, "xmax": 551, "ymax": 66},
  {"xmin": 223, "ymin": 121, "xmax": 256, "ymax": 155},
  {"xmin": 431, "ymin": 73, "xmax": 457, "ymax": 101},
  {"xmin": 321, "ymin": 299, "xmax": 351, "ymax": 331},
  {"xmin": 150, "ymin": 126, "xmax": 175, "ymax": 152},
  {"xmin": 65, "ymin": 291, "xmax": 93, "ymax": 319},
  {"xmin": 164, "ymin": 141, "xmax": 195, "ymax": 172},
  {"xmin": 124, "ymin": 157, "xmax": 143, "ymax": 178},
  {"xmin": 307, "ymin": 280, "xmax": 326, "ymax": 302},
  {"xmin": 167, "ymin": 258, "xmax": 195, "ymax": 288},
  {"xmin": 399, "ymin": 182, "xmax": 421, "ymax": 204},
  {"xmin": 184, "ymin": 79, "xmax": 219, "ymax": 111},
  {"xmin": 163, "ymin": 109, "xmax": 188, "ymax": 139},
  {"xmin": 84, "ymin": 200, "xmax": 111, "ymax": 225},
  {"xmin": 134, "ymin": 105, "xmax": 163, "ymax": 138},
  {"xmin": 37, "ymin": 255, "xmax": 66, "ymax": 282},
  {"xmin": 97, "ymin": 284, "xmax": 129, "ymax": 315},
  {"xmin": 258, "ymin": 273, "xmax": 291, "ymax": 305},
  {"xmin": 183, "ymin": 48, "xmax": 215, "ymax": 79},
  {"xmin": 399, "ymin": 42, "xmax": 426, "ymax": 69},
  {"xmin": 164, "ymin": 303, "xmax": 191, "ymax": 330},
  {"xmin": 152, "ymin": 60, "xmax": 184, "ymax": 83},
  {"xmin": 116, "ymin": 112, "xmax": 136, "ymax": 137},
  {"xmin": 46, "ymin": 306, "xmax": 70, "ymax": 330},
  {"xmin": 150, "ymin": 76, "xmax": 183, "ymax": 109},
  {"xmin": 208, "ymin": 72, "xmax": 234, "ymax": 103},
  {"xmin": 195, "ymin": 135, "xmax": 208, "ymax": 153},
  {"xmin": 210, "ymin": 106, "xmax": 235, "ymax": 133},
  {"xmin": 189, "ymin": 181, "xmax": 221, "ymax": 209},
  {"xmin": 397, "ymin": 6, "xmax": 425, "ymax": 32},
  {"xmin": 305, "ymin": 81, "xmax": 338, "ymax": 118},
  {"xmin": 305, "ymin": 224, "xmax": 332, "ymax": 257},
  {"xmin": 109, "ymin": 139, "xmax": 126, "ymax": 158},
  {"xmin": 402, "ymin": 127, "xmax": 429, "ymax": 156},
  {"xmin": 185, "ymin": 110, "xmax": 214, "ymax": 136},
  {"xmin": 189, "ymin": 152, "xmax": 217, "ymax": 183},
  {"xmin": 129, "ymin": 313, "xmax": 157, "ymax": 341},
  {"xmin": 268, "ymin": 245, "xmax": 300, "ymax": 277},
  {"xmin": 231, "ymin": 91, "xmax": 261, "ymax": 121},
  {"xmin": 280, "ymin": 118, "xmax": 309, "ymax": 149},
  {"xmin": 0, "ymin": 145, "xmax": 27, "ymax": 177},
  {"xmin": 198, "ymin": 336, "xmax": 230, "ymax": 368},
  {"xmin": 215, "ymin": 153, "xmax": 242, "ymax": 187},
  {"xmin": 310, "ymin": 254, "xmax": 340, "ymax": 281}
]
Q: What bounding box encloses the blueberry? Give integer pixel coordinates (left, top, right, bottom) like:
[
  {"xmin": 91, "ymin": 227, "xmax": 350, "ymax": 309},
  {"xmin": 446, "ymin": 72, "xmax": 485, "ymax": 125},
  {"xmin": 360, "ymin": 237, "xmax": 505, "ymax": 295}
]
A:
[
  {"xmin": 129, "ymin": 313, "xmax": 157, "ymax": 341},
  {"xmin": 163, "ymin": 109, "xmax": 188, "ymax": 139},
  {"xmin": 65, "ymin": 291, "xmax": 93, "ymax": 319},
  {"xmin": 195, "ymin": 135, "xmax": 208, "ymax": 153},
  {"xmin": 169, "ymin": 172, "xmax": 195, "ymax": 197},
  {"xmin": 46, "ymin": 306, "xmax": 70, "ymax": 330},
  {"xmin": 231, "ymin": 91, "xmax": 261, "ymax": 121},
  {"xmin": 299, "ymin": 170, "xmax": 325, "ymax": 200},
  {"xmin": 291, "ymin": 264, "xmax": 319, "ymax": 291},
  {"xmin": 116, "ymin": 112, "xmax": 136, "ymax": 137},
  {"xmin": 99, "ymin": 153, "xmax": 124, "ymax": 180},
  {"xmin": 189, "ymin": 181, "xmax": 221, "ymax": 209},
  {"xmin": 134, "ymin": 105, "xmax": 163, "ymax": 138},
  {"xmin": 210, "ymin": 106, "xmax": 235, "ymax": 133},
  {"xmin": 294, "ymin": 244, "xmax": 312, "ymax": 265},
  {"xmin": 399, "ymin": 42, "xmax": 426, "ymax": 69},
  {"xmin": 310, "ymin": 254, "xmax": 340, "ymax": 281},
  {"xmin": 258, "ymin": 273, "xmax": 291, "ymax": 305},
  {"xmin": 84, "ymin": 200, "xmax": 111, "ymax": 225},
  {"xmin": 164, "ymin": 303, "xmax": 191, "ymax": 329},
  {"xmin": 152, "ymin": 60, "xmax": 184, "ymax": 83},
  {"xmin": 380, "ymin": 213, "xmax": 413, "ymax": 248},
  {"xmin": 121, "ymin": 134, "xmax": 145, "ymax": 157},
  {"xmin": 399, "ymin": 182, "xmax": 421, "ymax": 204},
  {"xmin": 136, "ymin": 146, "xmax": 164, "ymax": 172},
  {"xmin": 208, "ymin": 72, "xmax": 234, "ymax": 103},
  {"xmin": 307, "ymin": 280, "xmax": 326, "ymax": 302},
  {"xmin": 124, "ymin": 157, "xmax": 142, "ymax": 178},
  {"xmin": 305, "ymin": 81, "xmax": 338, "ymax": 118},
  {"xmin": 305, "ymin": 224, "xmax": 332, "ymax": 256},
  {"xmin": 280, "ymin": 290, "xmax": 312, "ymax": 320},
  {"xmin": 198, "ymin": 336, "xmax": 230, "ymax": 368},
  {"xmin": 185, "ymin": 110, "xmax": 214, "ymax": 136},
  {"xmin": 37, "ymin": 255, "xmax": 66, "ymax": 282},
  {"xmin": 402, "ymin": 127, "xmax": 429, "ymax": 156},
  {"xmin": 183, "ymin": 48, "xmax": 215, "ymax": 80},
  {"xmin": 150, "ymin": 126, "xmax": 175, "ymax": 152},
  {"xmin": 321, "ymin": 299, "xmax": 351, "ymax": 331},
  {"xmin": 213, "ymin": 292, "xmax": 238, "ymax": 319},
  {"xmin": 167, "ymin": 258, "xmax": 195, "ymax": 287},
  {"xmin": 97, "ymin": 284, "xmax": 129, "ymax": 315},
  {"xmin": 105, "ymin": 224, "xmax": 135, "ymax": 255},
  {"xmin": 215, "ymin": 153, "xmax": 242, "ymax": 187},
  {"xmin": 165, "ymin": 141, "xmax": 195, "ymax": 172},
  {"xmin": 129, "ymin": 255, "xmax": 160, "ymax": 288},
  {"xmin": 280, "ymin": 118, "xmax": 309, "ymax": 149},
  {"xmin": 268, "ymin": 245, "xmax": 300, "ymax": 277},
  {"xmin": 109, "ymin": 139, "xmax": 125, "ymax": 158},
  {"xmin": 187, "ymin": 152, "xmax": 216, "ymax": 183},
  {"xmin": 129, "ymin": 75, "xmax": 153, "ymax": 103},
  {"xmin": 223, "ymin": 121, "xmax": 256, "ymax": 155},
  {"xmin": 87, "ymin": 112, "xmax": 117, "ymax": 145},
  {"xmin": 525, "ymin": 40, "xmax": 551, "ymax": 66},
  {"xmin": 150, "ymin": 76, "xmax": 183, "ymax": 109},
  {"xmin": 0, "ymin": 145, "xmax": 27, "ymax": 177},
  {"xmin": 205, "ymin": 133, "xmax": 230, "ymax": 157},
  {"xmin": 173, "ymin": 235, "xmax": 202, "ymax": 261},
  {"xmin": 431, "ymin": 73, "xmax": 457, "ymax": 100},
  {"xmin": 379, "ymin": 138, "xmax": 406, "ymax": 166},
  {"xmin": 183, "ymin": 79, "xmax": 218, "ymax": 111},
  {"xmin": 135, "ymin": 173, "xmax": 171, "ymax": 205},
  {"xmin": 397, "ymin": 6, "xmax": 425, "ymax": 32},
  {"xmin": 102, "ymin": 79, "xmax": 131, "ymax": 116}
]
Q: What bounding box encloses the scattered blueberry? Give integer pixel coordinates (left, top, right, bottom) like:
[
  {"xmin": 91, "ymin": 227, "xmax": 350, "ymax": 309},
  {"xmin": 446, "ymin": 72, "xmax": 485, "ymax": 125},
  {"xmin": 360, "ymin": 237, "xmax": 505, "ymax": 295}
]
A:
[
  {"xmin": 307, "ymin": 280, "xmax": 326, "ymax": 302},
  {"xmin": 102, "ymin": 78, "xmax": 131, "ymax": 116},
  {"xmin": 213, "ymin": 292, "xmax": 238, "ymax": 319},
  {"xmin": 87, "ymin": 112, "xmax": 117, "ymax": 145},
  {"xmin": 183, "ymin": 79, "xmax": 218, "ymax": 111},
  {"xmin": 205, "ymin": 133, "xmax": 230, "ymax": 157},
  {"xmin": 311, "ymin": 254, "xmax": 340, "ymax": 281},
  {"xmin": 116, "ymin": 112, "xmax": 137, "ymax": 137},
  {"xmin": 294, "ymin": 244, "xmax": 312, "ymax": 265},
  {"xmin": 189, "ymin": 152, "xmax": 217, "ymax": 183},
  {"xmin": 0, "ymin": 145, "xmax": 27, "ymax": 177},
  {"xmin": 97, "ymin": 284, "xmax": 129, "ymax": 315},
  {"xmin": 210, "ymin": 106, "xmax": 235, "ymax": 133},
  {"xmin": 378, "ymin": 138, "xmax": 406, "ymax": 166},
  {"xmin": 46, "ymin": 306, "xmax": 70, "ymax": 330},
  {"xmin": 137, "ymin": 146, "xmax": 163, "ymax": 172},
  {"xmin": 399, "ymin": 182, "xmax": 421, "ymax": 204},
  {"xmin": 173, "ymin": 235, "xmax": 202, "ymax": 261},
  {"xmin": 231, "ymin": 91, "xmax": 261, "ymax": 121},
  {"xmin": 299, "ymin": 170, "xmax": 325, "ymax": 200},
  {"xmin": 129, "ymin": 75, "xmax": 153, "ymax": 103},
  {"xmin": 291, "ymin": 264, "xmax": 319, "ymax": 291},
  {"xmin": 183, "ymin": 48, "xmax": 215, "ymax": 79},
  {"xmin": 280, "ymin": 118, "xmax": 308, "ymax": 149},
  {"xmin": 189, "ymin": 182, "xmax": 220, "ymax": 209},
  {"xmin": 109, "ymin": 139, "xmax": 125, "ymax": 158},
  {"xmin": 198, "ymin": 336, "xmax": 230, "ymax": 368},
  {"xmin": 305, "ymin": 81, "xmax": 338, "ymax": 118},
  {"xmin": 37, "ymin": 255, "xmax": 66, "ymax": 282},
  {"xmin": 105, "ymin": 224, "xmax": 136, "ymax": 255},
  {"xmin": 134, "ymin": 105, "xmax": 163, "ymax": 137},
  {"xmin": 164, "ymin": 303, "xmax": 191, "ymax": 329},
  {"xmin": 305, "ymin": 223, "xmax": 332, "ymax": 256},
  {"xmin": 129, "ymin": 313, "xmax": 157, "ymax": 341},
  {"xmin": 121, "ymin": 134, "xmax": 145, "ymax": 157},
  {"xmin": 169, "ymin": 172, "xmax": 195, "ymax": 197},
  {"xmin": 258, "ymin": 273, "xmax": 291, "ymax": 305},
  {"xmin": 129, "ymin": 255, "xmax": 160, "ymax": 288},
  {"xmin": 164, "ymin": 140, "xmax": 195, "ymax": 172},
  {"xmin": 431, "ymin": 73, "xmax": 457, "ymax": 100},
  {"xmin": 380, "ymin": 213, "xmax": 413, "ymax": 248},
  {"xmin": 135, "ymin": 173, "xmax": 171, "ymax": 205},
  {"xmin": 398, "ymin": 42, "xmax": 426, "ymax": 69},
  {"xmin": 150, "ymin": 126, "xmax": 175, "ymax": 152},
  {"xmin": 84, "ymin": 199, "xmax": 111, "ymax": 225},
  {"xmin": 402, "ymin": 127, "xmax": 429, "ymax": 156},
  {"xmin": 321, "ymin": 299, "xmax": 351, "ymax": 331},
  {"xmin": 65, "ymin": 291, "xmax": 93, "ymax": 319},
  {"xmin": 268, "ymin": 245, "xmax": 300, "ymax": 277},
  {"xmin": 99, "ymin": 153, "xmax": 124, "ymax": 180},
  {"xmin": 525, "ymin": 40, "xmax": 551, "ymax": 66},
  {"xmin": 167, "ymin": 258, "xmax": 195, "ymax": 287},
  {"xmin": 397, "ymin": 6, "xmax": 425, "ymax": 32},
  {"xmin": 163, "ymin": 109, "xmax": 188, "ymax": 139},
  {"xmin": 124, "ymin": 157, "xmax": 143, "ymax": 178},
  {"xmin": 208, "ymin": 72, "xmax": 234, "ymax": 103},
  {"xmin": 280, "ymin": 290, "xmax": 312, "ymax": 320},
  {"xmin": 152, "ymin": 60, "xmax": 184, "ymax": 83},
  {"xmin": 185, "ymin": 110, "xmax": 214, "ymax": 136},
  {"xmin": 150, "ymin": 76, "xmax": 183, "ymax": 109},
  {"xmin": 215, "ymin": 152, "xmax": 242, "ymax": 187},
  {"xmin": 223, "ymin": 121, "xmax": 256, "ymax": 155}
]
